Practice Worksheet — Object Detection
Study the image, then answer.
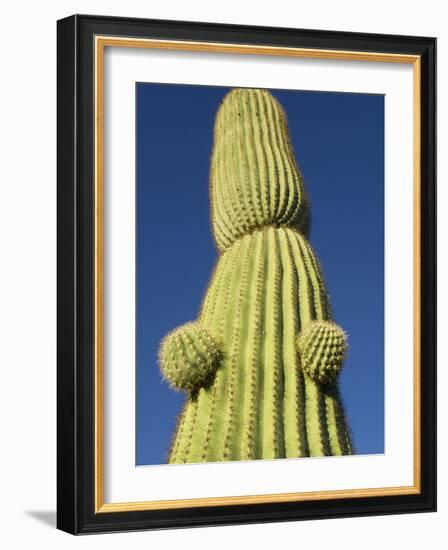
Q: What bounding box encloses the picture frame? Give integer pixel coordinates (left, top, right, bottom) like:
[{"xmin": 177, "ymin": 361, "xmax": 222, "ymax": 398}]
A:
[{"xmin": 57, "ymin": 14, "xmax": 436, "ymax": 535}]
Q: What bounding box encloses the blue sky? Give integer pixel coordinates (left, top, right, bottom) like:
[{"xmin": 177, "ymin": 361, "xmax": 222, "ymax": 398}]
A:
[{"xmin": 136, "ymin": 83, "xmax": 384, "ymax": 465}]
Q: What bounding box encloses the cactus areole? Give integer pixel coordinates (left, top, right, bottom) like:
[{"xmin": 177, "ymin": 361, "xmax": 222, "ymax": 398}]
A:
[{"xmin": 159, "ymin": 88, "xmax": 353, "ymax": 463}]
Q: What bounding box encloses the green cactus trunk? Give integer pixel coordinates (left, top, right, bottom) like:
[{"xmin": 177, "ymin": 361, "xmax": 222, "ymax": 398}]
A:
[{"xmin": 159, "ymin": 88, "xmax": 353, "ymax": 463}]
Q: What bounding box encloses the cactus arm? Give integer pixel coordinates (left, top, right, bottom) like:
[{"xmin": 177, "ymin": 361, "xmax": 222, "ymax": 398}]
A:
[
  {"xmin": 297, "ymin": 321, "xmax": 348, "ymax": 385},
  {"xmin": 159, "ymin": 322, "xmax": 222, "ymax": 392}
]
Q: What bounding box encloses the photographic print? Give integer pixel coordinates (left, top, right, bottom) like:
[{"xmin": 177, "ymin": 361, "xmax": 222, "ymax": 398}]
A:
[
  {"xmin": 136, "ymin": 84, "xmax": 384, "ymax": 466},
  {"xmin": 57, "ymin": 16, "xmax": 435, "ymax": 533}
]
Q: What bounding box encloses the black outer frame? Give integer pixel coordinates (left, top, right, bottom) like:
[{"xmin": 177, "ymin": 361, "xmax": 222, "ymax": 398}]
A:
[{"xmin": 57, "ymin": 14, "xmax": 436, "ymax": 535}]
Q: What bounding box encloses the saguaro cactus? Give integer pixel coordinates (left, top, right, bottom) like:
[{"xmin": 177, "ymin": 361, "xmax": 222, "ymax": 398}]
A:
[{"xmin": 159, "ymin": 88, "xmax": 353, "ymax": 463}]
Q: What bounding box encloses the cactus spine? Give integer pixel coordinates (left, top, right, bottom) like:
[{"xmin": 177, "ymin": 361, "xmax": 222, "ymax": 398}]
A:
[{"xmin": 159, "ymin": 88, "xmax": 353, "ymax": 463}]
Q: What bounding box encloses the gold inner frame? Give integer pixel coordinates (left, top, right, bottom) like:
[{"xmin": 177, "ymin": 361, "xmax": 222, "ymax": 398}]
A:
[{"xmin": 94, "ymin": 36, "xmax": 421, "ymax": 513}]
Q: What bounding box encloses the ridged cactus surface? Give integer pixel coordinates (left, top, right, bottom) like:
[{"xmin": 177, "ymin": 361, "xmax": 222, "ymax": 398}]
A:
[
  {"xmin": 159, "ymin": 88, "xmax": 353, "ymax": 463},
  {"xmin": 211, "ymin": 88, "xmax": 310, "ymax": 251}
]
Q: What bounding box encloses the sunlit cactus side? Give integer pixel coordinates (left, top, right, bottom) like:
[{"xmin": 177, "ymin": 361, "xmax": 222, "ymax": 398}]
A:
[{"xmin": 158, "ymin": 88, "xmax": 353, "ymax": 463}]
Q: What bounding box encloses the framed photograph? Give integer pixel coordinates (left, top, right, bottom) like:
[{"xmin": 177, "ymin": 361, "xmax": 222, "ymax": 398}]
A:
[{"xmin": 57, "ymin": 14, "xmax": 436, "ymax": 534}]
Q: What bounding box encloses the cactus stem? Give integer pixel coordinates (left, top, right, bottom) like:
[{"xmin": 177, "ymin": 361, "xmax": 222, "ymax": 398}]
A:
[{"xmin": 159, "ymin": 89, "xmax": 353, "ymax": 463}]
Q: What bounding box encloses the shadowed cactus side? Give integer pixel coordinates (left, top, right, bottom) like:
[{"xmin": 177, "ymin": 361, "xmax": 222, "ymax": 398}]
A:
[{"xmin": 158, "ymin": 88, "xmax": 353, "ymax": 463}]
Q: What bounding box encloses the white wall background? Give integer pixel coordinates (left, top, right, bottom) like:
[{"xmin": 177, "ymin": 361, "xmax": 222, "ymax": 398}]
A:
[{"xmin": 0, "ymin": 1, "xmax": 443, "ymax": 547}]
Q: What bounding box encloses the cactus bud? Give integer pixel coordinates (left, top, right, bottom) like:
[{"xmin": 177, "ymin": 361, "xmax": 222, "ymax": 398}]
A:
[
  {"xmin": 159, "ymin": 322, "xmax": 222, "ymax": 392},
  {"xmin": 298, "ymin": 321, "xmax": 347, "ymax": 384}
]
